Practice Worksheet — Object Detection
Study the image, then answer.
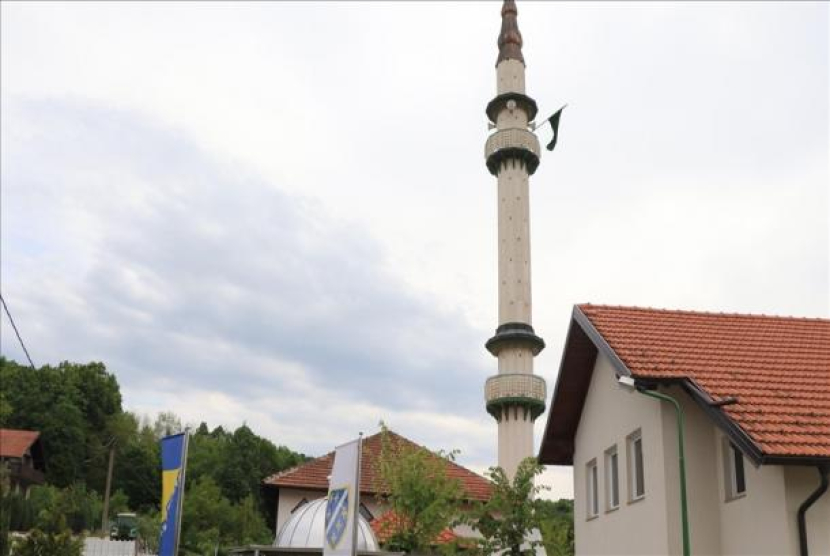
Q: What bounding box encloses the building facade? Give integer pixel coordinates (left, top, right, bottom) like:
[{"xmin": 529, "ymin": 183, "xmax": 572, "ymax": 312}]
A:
[
  {"xmin": 539, "ymin": 305, "xmax": 830, "ymax": 556},
  {"xmin": 0, "ymin": 429, "xmax": 45, "ymax": 498},
  {"xmin": 263, "ymin": 430, "xmax": 491, "ymax": 541}
]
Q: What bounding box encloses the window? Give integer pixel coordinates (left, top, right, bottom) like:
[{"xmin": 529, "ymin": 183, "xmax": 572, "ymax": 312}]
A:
[
  {"xmin": 359, "ymin": 503, "xmax": 374, "ymax": 522},
  {"xmin": 724, "ymin": 439, "xmax": 747, "ymax": 500},
  {"xmin": 605, "ymin": 445, "xmax": 619, "ymax": 511},
  {"xmin": 586, "ymin": 459, "xmax": 599, "ymax": 519},
  {"xmin": 627, "ymin": 429, "xmax": 645, "ymax": 501}
]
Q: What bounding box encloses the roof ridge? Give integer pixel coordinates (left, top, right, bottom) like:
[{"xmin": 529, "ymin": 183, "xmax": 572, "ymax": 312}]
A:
[
  {"xmin": 578, "ymin": 303, "xmax": 830, "ymax": 323},
  {"xmin": 263, "ymin": 429, "xmax": 491, "ymax": 499}
]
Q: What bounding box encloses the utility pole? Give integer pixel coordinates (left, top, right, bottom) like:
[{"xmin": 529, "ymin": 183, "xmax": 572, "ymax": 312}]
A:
[{"xmin": 101, "ymin": 441, "xmax": 116, "ymax": 534}]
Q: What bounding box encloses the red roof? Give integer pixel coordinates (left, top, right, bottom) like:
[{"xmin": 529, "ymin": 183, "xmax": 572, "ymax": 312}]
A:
[
  {"xmin": 370, "ymin": 511, "xmax": 458, "ymax": 546},
  {"xmin": 540, "ymin": 305, "xmax": 830, "ymax": 464},
  {"xmin": 0, "ymin": 429, "xmax": 40, "ymax": 458},
  {"xmin": 264, "ymin": 430, "xmax": 492, "ymax": 501}
]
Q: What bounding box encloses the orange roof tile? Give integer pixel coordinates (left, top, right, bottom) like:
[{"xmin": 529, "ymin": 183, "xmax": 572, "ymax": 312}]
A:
[
  {"xmin": 370, "ymin": 511, "xmax": 458, "ymax": 546},
  {"xmin": 0, "ymin": 429, "xmax": 40, "ymax": 459},
  {"xmin": 540, "ymin": 305, "xmax": 830, "ymax": 464},
  {"xmin": 264, "ymin": 430, "xmax": 491, "ymax": 501}
]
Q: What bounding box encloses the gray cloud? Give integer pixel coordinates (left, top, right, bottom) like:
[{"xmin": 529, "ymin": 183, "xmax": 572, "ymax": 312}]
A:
[{"xmin": 1, "ymin": 97, "xmax": 488, "ymax": 426}]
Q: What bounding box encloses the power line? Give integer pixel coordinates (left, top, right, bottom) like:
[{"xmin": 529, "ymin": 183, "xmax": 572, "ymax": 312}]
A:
[{"xmin": 0, "ymin": 292, "xmax": 37, "ymax": 370}]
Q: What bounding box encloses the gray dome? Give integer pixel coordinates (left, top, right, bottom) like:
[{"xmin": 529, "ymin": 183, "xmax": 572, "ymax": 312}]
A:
[{"xmin": 275, "ymin": 497, "xmax": 379, "ymax": 551}]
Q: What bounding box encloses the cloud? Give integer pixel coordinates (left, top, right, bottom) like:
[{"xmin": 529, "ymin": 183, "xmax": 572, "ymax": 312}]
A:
[{"xmin": 0, "ymin": 97, "xmax": 493, "ymax": 459}]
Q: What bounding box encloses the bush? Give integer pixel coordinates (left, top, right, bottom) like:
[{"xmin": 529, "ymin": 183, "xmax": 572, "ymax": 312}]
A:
[{"xmin": 10, "ymin": 529, "xmax": 82, "ymax": 556}]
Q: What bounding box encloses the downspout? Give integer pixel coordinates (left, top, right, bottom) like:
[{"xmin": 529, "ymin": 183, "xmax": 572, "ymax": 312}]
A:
[
  {"xmin": 797, "ymin": 463, "xmax": 829, "ymax": 556},
  {"xmin": 638, "ymin": 388, "xmax": 691, "ymax": 556}
]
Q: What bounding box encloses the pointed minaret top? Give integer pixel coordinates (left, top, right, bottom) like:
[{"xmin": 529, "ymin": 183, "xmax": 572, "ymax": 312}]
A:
[{"xmin": 497, "ymin": 0, "xmax": 524, "ymax": 66}]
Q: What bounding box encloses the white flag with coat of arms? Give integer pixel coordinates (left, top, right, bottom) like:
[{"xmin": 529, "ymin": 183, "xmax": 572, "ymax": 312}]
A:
[{"xmin": 324, "ymin": 436, "xmax": 362, "ymax": 556}]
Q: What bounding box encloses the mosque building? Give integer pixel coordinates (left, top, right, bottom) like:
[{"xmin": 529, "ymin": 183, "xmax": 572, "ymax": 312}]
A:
[{"xmin": 248, "ymin": 2, "xmax": 553, "ymax": 553}]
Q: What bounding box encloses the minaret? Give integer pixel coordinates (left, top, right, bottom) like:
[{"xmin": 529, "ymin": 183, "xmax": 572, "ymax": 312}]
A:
[{"xmin": 483, "ymin": 0, "xmax": 547, "ymax": 481}]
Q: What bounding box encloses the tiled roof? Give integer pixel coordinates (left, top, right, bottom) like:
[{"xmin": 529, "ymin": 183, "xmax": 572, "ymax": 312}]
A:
[
  {"xmin": 264, "ymin": 430, "xmax": 492, "ymax": 501},
  {"xmin": 579, "ymin": 304, "xmax": 830, "ymax": 459},
  {"xmin": 370, "ymin": 511, "xmax": 458, "ymax": 546},
  {"xmin": 0, "ymin": 429, "xmax": 40, "ymax": 458}
]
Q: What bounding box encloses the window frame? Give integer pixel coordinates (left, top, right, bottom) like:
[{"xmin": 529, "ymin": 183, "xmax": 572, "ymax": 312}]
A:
[
  {"xmin": 290, "ymin": 498, "xmax": 309, "ymax": 514},
  {"xmin": 359, "ymin": 502, "xmax": 374, "ymax": 522},
  {"xmin": 586, "ymin": 458, "xmax": 599, "ymax": 520},
  {"xmin": 723, "ymin": 438, "xmax": 747, "ymax": 501},
  {"xmin": 626, "ymin": 429, "xmax": 645, "ymax": 503},
  {"xmin": 605, "ymin": 445, "xmax": 620, "ymax": 512}
]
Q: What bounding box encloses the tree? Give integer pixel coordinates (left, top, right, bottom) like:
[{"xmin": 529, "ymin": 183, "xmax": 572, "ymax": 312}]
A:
[
  {"xmin": 112, "ymin": 416, "xmax": 160, "ymax": 512},
  {"xmin": 0, "ymin": 358, "xmax": 123, "ymax": 492},
  {"xmin": 537, "ymin": 499, "xmax": 573, "ymax": 556},
  {"xmin": 464, "ymin": 457, "xmax": 548, "ymax": 556},
  {"xmin": 10, "ymin": 529, "xmax": 82, "ymax": 556},
  {"xmin": 0, "ymin": 464, "xmax": 11, "ymax": 556},
  {"xmin": 374, "ymin": 425, "xmax": 463, "ymax": 553},
  {"xmin": 187, "ymin": 422, "xmax": 306, "ymax": 528},
  {"xmin": 179, "ymin": 477, "xmax": 271, "ymax": 555}
]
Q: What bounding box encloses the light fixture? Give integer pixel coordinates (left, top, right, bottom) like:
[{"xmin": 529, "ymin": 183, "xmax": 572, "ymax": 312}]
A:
[{"xmin": 617, "ymin": 375, "xmax": 637, "ymax": 390}]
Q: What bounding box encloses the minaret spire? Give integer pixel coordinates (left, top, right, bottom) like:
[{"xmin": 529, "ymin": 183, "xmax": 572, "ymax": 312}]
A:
[
  {"xmin": 497, "ymin": 0, "xmax": 524, "ymax": 66},
  {"xmin": 483, "ymin": 0, "xmax": 546, "ymax": 481}
]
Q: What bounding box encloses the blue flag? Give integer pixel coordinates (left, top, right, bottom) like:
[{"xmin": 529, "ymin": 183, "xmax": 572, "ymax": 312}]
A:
[{"xmin": 159, "ymin": 432, "xmax": 188, "ymax": 556}]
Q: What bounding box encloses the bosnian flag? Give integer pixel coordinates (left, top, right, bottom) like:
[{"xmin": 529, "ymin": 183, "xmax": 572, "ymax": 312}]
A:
[
  {"xmin": 159, "ymin": 432, "xmax": 189, "ymax": 556},
  {"xmin": 324, "ymin": 437, "xmax": 363, "ymax": 556}
]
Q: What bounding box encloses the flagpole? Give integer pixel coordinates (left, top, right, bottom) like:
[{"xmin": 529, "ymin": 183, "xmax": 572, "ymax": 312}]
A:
[
  {"xmin": 351, "ymin": 433, "xmax": 363, "ymax": 556},
  {"xmin": 174, "ymin": 429, "xmax": 190, "ymax": 556},
  {"xmin": 533, "ymin": 104, "xmax": 568, "ymax": 131}
]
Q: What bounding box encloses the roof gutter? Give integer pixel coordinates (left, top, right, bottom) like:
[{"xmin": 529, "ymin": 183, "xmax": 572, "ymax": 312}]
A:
[
  {"xmin": 555, "ymin": 307, "xmax": 830, "ymax": 469},
  {"xmin": 573, "ymin": 306, "xmax": 766, "ymax": 465},
  {"xmin": 797, "ymin": 463, "xmax": 829, "ymax": 556}
]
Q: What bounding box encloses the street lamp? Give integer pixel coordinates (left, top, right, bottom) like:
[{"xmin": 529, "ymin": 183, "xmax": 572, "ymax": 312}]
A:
[{"xmin": 618, "ymin": 375, "xmax": 691, "ymax": 556}]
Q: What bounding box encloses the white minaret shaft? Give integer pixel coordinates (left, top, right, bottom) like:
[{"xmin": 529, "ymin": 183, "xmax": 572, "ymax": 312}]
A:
[{"xmin": 484, "ymin": 0, "xmax": 547, "ymax": 481}]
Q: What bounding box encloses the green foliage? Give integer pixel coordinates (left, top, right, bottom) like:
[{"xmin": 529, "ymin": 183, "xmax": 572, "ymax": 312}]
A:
[
  {"xmin": 179, "ymin": 477, "xmax": 271, "ymax": 555},
  {"xmin": 0, "ymin": 358, "xmax": 122, "ymax": 491},
  {"xmin": 187, "ymin": 421, "xmax": 306, "ymax": 524},
  {"xmin": 1, "ymin": 357, "xmax": 307, "ymax": 550},
  {"xmin": 112, "ymin": 415, "xmax": 161, "ymax": 512},
  {"xmin": 1, "ymin": 465, "xmax": 11, "ymax": 556},
  {"xmin": 11, "ymin": 484, "xmax": 102, "ymax": 534},
  {"xmin": 9, "ymin": 529, "xmax": 83, "ymax": 556},
  {"xmin": 536, "ymin": 499, "xmax": 573, "ymax": 556},
  {"xmin": 137, "ymin": 510, "xmax": 160, "ymax": 555},
  {"xmin": 463, "ymin": 458, "xmax": 547, "ymax": 556},
  {"xmin": 374, "ymin": 424, "xmax": 462, "ymax": 553}
]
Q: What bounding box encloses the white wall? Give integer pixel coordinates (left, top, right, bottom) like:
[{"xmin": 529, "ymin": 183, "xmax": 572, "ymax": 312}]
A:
[
  {"xmin": 276, "ymin": 488, "xmax": 385, "ymax": 535},
  {"xmin": 784, "ymin": 465, "xmax": 830, "ymax": 556},
  {"xmin": 658, "ymin": 385, "xmax": 721, "ymax": 556},
  {"xmin": 275, "ymin": 487, "xmax": 484, "ymax": 545},
  {"xmin": 569, "ymin": 359, "xmax": 830, "ymax": 556},
  {"xmin": 572, "ymin": 354, "xmax": 672, "ymax": 555}
]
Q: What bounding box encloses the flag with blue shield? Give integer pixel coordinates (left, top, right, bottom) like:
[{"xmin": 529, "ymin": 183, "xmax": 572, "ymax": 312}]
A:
[{"xmin": 324, "ymin": 437, "xmax": 362, "ymax": 556}]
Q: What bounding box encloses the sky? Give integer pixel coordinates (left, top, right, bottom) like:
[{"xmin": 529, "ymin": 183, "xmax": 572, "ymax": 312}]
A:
[{"xmin": 1, "ymin": 2, "xmax": 827, "ymax": 501}]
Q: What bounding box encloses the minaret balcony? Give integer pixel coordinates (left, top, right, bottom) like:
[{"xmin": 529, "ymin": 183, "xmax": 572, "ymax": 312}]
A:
[
  {"xmin": 485, "ymin": 127, "xmax": 540, "ymax": 176},
  {"xmin": 485, "ymin": 373, "xmax": 547, "ymax": 421}
]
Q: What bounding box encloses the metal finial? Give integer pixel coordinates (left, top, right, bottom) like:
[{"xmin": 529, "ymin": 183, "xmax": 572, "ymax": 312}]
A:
[{"xmin": 497, "ymin": 0, "xmax": 524, "ymax": 66}]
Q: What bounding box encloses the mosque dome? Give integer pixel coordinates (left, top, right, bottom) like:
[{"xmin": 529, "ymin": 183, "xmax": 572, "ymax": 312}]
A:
[{"xmin": 274, "ymin": 497, "xmax": 379, "ymax": 552}]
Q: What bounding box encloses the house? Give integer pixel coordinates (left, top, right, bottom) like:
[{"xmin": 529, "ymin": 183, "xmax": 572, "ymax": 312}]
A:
[
  {"xmin": 0, "ymin": 428, "xmax": 46, "ymax": 497},
  {"xmin": 538, "ymin": 304, "xmax": 830, "ymax": 556},
  {"xmin": 263, "ymin": 430, "xmax": 491, "ymax": 542}
]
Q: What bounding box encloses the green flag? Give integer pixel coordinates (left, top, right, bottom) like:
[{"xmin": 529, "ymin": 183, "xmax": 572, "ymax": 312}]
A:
[{"xmin": 545, "ymin": 105, "xmax": 566, "ymax": 152}]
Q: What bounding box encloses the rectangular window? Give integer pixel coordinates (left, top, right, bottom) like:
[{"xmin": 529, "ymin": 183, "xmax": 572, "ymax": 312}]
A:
[
  {"xmin": 586, "ymin": 459, "xmax": 599, "ymax": 519},
  {"xmin": 627, "ymin": 429, "xmax": 645, "ymax": 501},
  {"xmin": 724, "ymin": 439, "xmax": 747, "ymax": 500},
  {"xmin": 605, "ymin": 445, "xmax": 619, "ymax": 511}
]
